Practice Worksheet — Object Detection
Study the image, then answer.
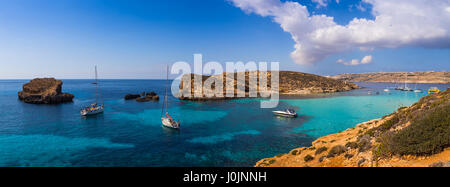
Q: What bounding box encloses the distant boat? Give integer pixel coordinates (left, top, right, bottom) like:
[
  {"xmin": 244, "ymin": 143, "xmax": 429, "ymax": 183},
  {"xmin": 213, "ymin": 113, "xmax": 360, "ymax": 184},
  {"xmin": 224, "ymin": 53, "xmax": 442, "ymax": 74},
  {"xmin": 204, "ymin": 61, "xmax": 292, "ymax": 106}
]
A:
[
  {"xmin": 428, "ymin": 87, "xmax": 440, "ymax": 94},
  {"xmin": 413, "ymin": 83, "xmax": 422, "ymax": 93},
  {"xmin": 384, "ymin": 89, "xmax": 390, "ymax": 92},
  {"xmin": 400, "ymin": 73, "xmax": 413, "ymax": 91},
  {"xmin": 81, "ymin": 66, "xmax": 104, "ymax": 116},
  {"xmin": 161, "ymin": 65, "xmax": 180, "ymax": 129},
  {"xmin": 273, "ymin": 109, "xmax": 297, "ymax": 118}
]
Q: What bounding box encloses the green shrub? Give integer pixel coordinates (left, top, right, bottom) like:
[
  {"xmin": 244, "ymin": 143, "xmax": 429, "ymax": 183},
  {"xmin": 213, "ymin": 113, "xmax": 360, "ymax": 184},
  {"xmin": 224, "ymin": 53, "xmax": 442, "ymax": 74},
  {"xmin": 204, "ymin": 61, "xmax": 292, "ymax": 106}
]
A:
[
  {"xmin": 357, "ymin": 135, "xmax": 372, "ymax": 152},
  {"xmin": 380, "ymin": 115, "xmax": 400, "ymax": 131},
  {"xmin": 315, "ymin": 147, "xmax": 328, "ymax": 155},
  {"xmin": 344, "ymin": 153, "xmax": 353, "ymax": 159},
  {"xmin": 291, "ymin": 150, "xmax": 298, "ymax": 155},
  {"xmin": 269, "ymin": 159, "xmax": 276, "ymax": 164},
  {"xmin": 276, "ymin": 153, "xmax": 285, "ymax": 158},
  {"xmin": 327, "ymin": 145, "xmax": 346, "ymax": 158},
  {"xmin": 345, "ymin": 142, "xmax": 358, "ymax": 149},
  {"xmin": 318, "ymin": 156, "xmax": 327, "ymax": 162},
  {"xmin": 383, "ymin": 103, "xmax": 450, "ymax": 156},
  {"xmin": 304, "ymin": 155, "xmax": 314, "ymax": 162}
]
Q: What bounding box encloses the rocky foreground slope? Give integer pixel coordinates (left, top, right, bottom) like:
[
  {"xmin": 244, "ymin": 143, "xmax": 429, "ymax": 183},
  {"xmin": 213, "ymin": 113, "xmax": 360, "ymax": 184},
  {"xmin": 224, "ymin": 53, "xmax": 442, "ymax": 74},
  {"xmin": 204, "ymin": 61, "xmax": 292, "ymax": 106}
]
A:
[
  {"xmin": 256, "ymin": 89, "xmax": 450, "ymax": 167},
  {"xmin": 18, "ymin": 78, "xmax": 74, "ymax": 104},
  {"xmin": 332, "ymin": 71, "xmax": 449, "ymax": 84},
  {"xmin": 179, "ymin": 71, "xmax": 360, "ymax": 100}
]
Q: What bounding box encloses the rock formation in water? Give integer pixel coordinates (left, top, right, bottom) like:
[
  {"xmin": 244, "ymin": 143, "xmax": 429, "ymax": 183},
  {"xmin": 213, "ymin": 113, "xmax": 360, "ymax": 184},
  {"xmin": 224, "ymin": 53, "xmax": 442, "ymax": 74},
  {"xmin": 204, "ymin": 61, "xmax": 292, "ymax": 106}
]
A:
[
  {"xmin": 178, "ymin": 71, "xmax": 361, "ymax": 100},
  {"xmin": 331, "ymin": 71, "xmax": 450, "ymax": 84},
  {"xmin": 124, "ymin": 91, "xmax": 159, "ymax": 102},
  {"xmin": 18, "ymin": 78, "xmax": 74, "ymax": 104},
  {"xmin": 255, "ymin": 89, "xmax": 450, "ymax": 167}
]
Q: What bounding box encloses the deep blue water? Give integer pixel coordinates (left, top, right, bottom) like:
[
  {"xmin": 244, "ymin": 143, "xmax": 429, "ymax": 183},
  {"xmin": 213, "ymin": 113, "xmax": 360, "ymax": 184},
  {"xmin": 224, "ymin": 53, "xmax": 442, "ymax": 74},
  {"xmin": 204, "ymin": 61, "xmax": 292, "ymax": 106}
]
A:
[{"xmin": 0, "ymin": 80, "xmax": 448, "ymax": 167}]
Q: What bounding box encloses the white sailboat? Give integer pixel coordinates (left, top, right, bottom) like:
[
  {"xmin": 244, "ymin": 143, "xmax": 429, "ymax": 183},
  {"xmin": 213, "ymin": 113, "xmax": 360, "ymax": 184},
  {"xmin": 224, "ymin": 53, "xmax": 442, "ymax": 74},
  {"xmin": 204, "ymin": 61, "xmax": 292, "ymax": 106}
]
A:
[
  {"xmin": 81, "ymin": 66, "xmax": 104, "ymax": 116},
  {"xmin": 161, "ymin": 65, "xmax": 180, "ymax": 129}
]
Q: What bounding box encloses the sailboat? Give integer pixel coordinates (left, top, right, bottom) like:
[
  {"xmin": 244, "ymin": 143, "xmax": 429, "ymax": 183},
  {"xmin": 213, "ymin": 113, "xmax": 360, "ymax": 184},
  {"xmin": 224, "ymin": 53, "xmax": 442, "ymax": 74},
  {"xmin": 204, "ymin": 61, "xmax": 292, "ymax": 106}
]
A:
[
  {"xmin": 413, "ymin": 83, "xmax": 422, "ymax": 93},
  {"xmin": 161, "ymin": 65, "xmax": 180, "ymax": 129},
  {"xmin": 81, "ymin": 66, "xmax": 104, "ymax": 116},
  {"xmin": 401, "ymin": 73, "xmax": 413, "ymax": 91}
]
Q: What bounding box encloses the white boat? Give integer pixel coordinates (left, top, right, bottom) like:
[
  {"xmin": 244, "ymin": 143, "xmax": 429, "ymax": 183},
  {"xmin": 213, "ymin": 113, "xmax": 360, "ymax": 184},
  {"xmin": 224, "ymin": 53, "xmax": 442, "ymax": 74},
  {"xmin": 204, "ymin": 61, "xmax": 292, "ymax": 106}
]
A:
[
  {"xmin": 414, "ymin": 89, "xmax": 423, "ymax": 93},
  {"xmin": 161, "ymin": 65, "xmax": 180, "ymax": 129},
  {"xmin": 81, "ymin": 103, "xmax": 104, "ymax": 116},
  {"xmin": 383, "ymin": 89, "xmax": 390, "ymax": 92},
  {"xmin": 81, "ymin": 66, "xmax": 104, "ymax": 116},
  {"xmin": 273, "ymin": 109, "xmax": 297, "ymax": 118}
]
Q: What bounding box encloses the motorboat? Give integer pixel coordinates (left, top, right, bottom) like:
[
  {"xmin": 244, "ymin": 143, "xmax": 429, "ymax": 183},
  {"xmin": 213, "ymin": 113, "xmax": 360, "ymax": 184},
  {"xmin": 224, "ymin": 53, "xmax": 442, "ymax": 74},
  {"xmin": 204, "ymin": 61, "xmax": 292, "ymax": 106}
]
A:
[{"xmin": 272, "ymin": 109, "xmax": 297, "ymax": 118}]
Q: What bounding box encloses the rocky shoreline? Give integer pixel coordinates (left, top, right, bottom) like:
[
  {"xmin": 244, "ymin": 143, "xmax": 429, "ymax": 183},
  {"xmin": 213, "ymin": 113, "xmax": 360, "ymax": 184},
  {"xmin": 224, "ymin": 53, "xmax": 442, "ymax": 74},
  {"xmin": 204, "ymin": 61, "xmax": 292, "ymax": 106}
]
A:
[
  {"xmin": 18, "ymin": 78, "xmax": 74, "ymax": 104},
  {"xmin": 179, "ymin": 71, "xmax": 361, "ymax": 101},
  {"xmin": 256, "ymin": 89, "xmax": 450, "ymax": 167}
]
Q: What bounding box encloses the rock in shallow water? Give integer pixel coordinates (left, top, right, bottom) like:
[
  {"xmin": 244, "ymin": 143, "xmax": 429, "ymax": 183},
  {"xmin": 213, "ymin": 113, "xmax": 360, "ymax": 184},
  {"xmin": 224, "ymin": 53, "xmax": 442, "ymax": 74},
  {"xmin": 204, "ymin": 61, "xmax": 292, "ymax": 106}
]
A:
[{"xmin": 18, "ymin": 78, "xmax": 74, "ymax": 104}]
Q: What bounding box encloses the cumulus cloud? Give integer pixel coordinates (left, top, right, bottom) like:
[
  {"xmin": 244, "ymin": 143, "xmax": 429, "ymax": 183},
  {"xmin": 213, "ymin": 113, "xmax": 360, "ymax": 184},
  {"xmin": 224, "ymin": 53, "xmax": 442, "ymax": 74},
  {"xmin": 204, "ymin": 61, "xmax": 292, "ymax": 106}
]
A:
[
  {"xmin": 229, "ymin": 0, "xmax": 450, "ymax": 65},
  {"xmin": 337, "ymin": 55, "xmax": 373, "ymax": 66}
]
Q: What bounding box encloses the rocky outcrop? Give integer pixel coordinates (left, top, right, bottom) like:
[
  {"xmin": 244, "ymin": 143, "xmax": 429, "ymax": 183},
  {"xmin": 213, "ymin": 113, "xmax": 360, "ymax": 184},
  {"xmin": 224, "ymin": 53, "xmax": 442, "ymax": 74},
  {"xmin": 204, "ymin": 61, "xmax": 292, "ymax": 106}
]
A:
[
  {"xmin": 124, "ymin": 94, "xmax": 140, "ymax": 100},
  {"xmin": 18, "ymin": 78, "xmax": 74, "ymax": 104},
  {"xmin": 255, "ymin": 89, "xmax": 450, "ymax": 167},
  {"xmin": 179, "ymin": 71, "xmax": 360, "ymax": 100},
  {"xmin": 124, "ymin": 92, "xmax": 159, "ymax": 102},
  {"xmin": 331, "ymin": 71, "xmax": 450, "ymax": 84}
]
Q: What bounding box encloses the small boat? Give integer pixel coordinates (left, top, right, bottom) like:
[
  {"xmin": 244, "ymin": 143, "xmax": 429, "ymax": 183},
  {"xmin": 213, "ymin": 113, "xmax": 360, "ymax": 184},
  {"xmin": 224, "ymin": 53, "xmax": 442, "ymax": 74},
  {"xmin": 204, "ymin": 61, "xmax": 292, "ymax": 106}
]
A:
[
  {"xmin": 414, "ymin": 89, "xmax": 423, "ymax": 93},
  {"xmin": 383, "ymin": 89, "xmax": 390, "ymax": 92},
  {"xmin": 161, "ymin": 65, "xmax": 180, "ymax": 129},
  {"xmin": 81, "ymin": 66, "xmax": 104, "ymax": 116},
  {"xmin": 81, "ymin": 103, "xmax": 104, "ymax": 116},
  {"xmin": 273, "ymin": 109, "xmax": 297, "ymax": 118},
  {"xmin": 428, "ymin": 87, "xmax": 440, "ymax": 94}
]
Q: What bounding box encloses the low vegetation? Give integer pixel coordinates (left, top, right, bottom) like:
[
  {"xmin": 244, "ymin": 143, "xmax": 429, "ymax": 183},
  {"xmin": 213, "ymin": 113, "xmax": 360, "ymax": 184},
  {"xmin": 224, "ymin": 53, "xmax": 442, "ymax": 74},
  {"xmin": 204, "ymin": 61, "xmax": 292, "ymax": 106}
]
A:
[
  {"xmin": 304, "ymin": 155, "xmax": 314, "ymax": 162},
  {"xmin": 315, "ymin": 147, "xmax": 328, "ymax": 155},
  {"xmin": 327, "ymin": 145, "xmax": 346, "ymax": 158}
]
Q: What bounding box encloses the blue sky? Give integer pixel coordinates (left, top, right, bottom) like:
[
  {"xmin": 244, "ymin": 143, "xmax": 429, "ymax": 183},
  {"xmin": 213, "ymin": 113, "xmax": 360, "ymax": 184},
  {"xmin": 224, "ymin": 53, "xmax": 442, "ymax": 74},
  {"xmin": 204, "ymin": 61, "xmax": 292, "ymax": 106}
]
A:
[{"xmin": 0, "ymin": 0, "xmax": 448, "ymax": 79}]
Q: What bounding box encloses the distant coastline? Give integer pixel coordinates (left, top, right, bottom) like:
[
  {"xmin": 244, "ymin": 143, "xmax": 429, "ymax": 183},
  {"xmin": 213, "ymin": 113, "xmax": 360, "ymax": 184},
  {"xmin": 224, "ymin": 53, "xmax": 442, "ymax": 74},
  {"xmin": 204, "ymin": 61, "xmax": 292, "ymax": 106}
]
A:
[{"xmin": 331, "ymin": 71, "xmax": 449, "ymax": 84}]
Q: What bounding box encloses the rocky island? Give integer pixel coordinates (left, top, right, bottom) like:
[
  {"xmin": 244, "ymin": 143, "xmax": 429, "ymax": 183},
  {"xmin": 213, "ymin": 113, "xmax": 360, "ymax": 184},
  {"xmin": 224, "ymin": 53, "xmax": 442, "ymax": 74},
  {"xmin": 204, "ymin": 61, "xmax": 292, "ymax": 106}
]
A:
[
  {"xmin": 179, "ymin": 71, "xmax": 360, "ymax": 100},
  {"xmin": 124, "ymin": 92, "xmax": 159, "ymax": 102},
  {"xmin": 18, "ymin": 78, "xmax": 74, "ymax": 104},
  {"xmin": 256, "ymin": 89, "xmax": 449, "ymax": 167},
  {"xmin": 332, "ymin": 71, "xmax": 450, "ymax": 84}
]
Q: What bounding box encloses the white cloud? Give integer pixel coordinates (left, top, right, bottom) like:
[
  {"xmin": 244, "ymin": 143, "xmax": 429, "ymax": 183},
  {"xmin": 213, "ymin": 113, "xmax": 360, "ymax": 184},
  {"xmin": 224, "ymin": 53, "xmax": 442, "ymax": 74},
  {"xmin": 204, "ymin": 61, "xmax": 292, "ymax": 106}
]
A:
[
  {"xmin": 229, "ymin": 0, "xmax": 450, "ymax": 65},
  {"xmin": 312, "ymin": 0, "xmax": 329, "ymax": 8},
  {"xmin": 336, "ymin": 55, "xmax": 373, "ymax": 66}
]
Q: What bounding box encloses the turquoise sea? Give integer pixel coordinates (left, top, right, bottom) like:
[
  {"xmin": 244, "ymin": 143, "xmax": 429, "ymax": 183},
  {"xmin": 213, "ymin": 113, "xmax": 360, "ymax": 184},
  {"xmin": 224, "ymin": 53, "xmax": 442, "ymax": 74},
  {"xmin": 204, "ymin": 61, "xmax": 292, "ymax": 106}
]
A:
[{"xmin": 0, "ymin": 80, "xmax": 448, "ymax": 166}]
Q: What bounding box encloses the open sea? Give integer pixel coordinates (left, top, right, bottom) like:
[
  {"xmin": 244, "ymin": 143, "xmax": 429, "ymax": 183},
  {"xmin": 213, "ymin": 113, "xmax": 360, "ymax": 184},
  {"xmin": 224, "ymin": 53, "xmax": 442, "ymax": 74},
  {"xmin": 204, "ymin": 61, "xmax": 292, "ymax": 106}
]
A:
[{"xmin": 0, "ymin": 80, "xmax": 448, "ymax": 167}]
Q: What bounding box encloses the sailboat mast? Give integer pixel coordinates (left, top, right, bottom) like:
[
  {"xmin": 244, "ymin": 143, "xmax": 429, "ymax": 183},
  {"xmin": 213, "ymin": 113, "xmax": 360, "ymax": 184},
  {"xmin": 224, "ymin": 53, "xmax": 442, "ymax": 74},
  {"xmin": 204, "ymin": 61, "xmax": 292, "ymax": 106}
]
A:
[
  {"xmin": 95, "ymin": 65, "xmax": 98, "ymax": 104},
  {"xmin": 166, "ymin": 65, "xmax": 169, "ymax": 111}
]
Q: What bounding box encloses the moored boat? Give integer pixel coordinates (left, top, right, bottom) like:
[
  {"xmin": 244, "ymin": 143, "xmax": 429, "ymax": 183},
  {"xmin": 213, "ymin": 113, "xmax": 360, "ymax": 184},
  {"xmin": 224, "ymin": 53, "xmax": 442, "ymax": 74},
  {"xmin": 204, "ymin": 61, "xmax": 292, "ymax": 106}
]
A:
[
  {"xmin": 161, "ymin": 65, "xmax": 180, "ymax": 129},
  {"xmin": 428, "ymin": 87, "xmax": 440, "ymax": 94},
  {"xmin": 273, "ymin": 109, "xmax": 297, "ymax": 118},
  {"xmin": 81, "ymin": 66, "xmax": 104, "ymax": 116}
]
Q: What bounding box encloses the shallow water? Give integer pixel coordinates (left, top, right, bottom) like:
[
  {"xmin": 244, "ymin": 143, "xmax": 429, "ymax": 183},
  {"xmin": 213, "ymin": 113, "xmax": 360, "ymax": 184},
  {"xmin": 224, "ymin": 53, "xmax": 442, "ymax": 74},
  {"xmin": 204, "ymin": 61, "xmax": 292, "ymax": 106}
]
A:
[{"xmin": 0, "ymin": 80, "xmax": 447, "ymax": 166}]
